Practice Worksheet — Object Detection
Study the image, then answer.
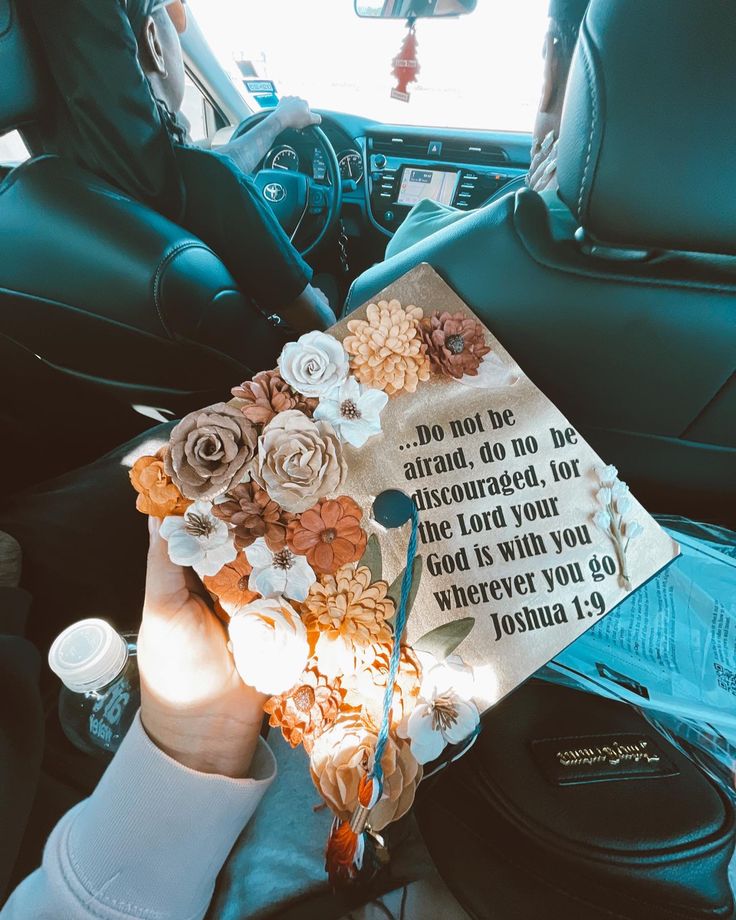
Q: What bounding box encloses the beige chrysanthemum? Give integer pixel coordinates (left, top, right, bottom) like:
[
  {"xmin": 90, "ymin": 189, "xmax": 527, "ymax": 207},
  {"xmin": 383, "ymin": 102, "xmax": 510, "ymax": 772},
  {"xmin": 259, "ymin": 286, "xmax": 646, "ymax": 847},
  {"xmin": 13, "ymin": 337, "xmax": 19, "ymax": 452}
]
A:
[
  {"xmin": 302, "ymin": 564, "xmax": 394, "ymax": 678},
  {"xmin": 264, "ymin": 664, "xmax": 344, "ymax": 752},
  {"xmin": 342, "ymin": 640, "xmax": 421, "ymax": 728},
  {"xmin": 343, "ymin": 299, "xmax": 430, "ymax": 396},
  {"xmin": 309, "ymin": 716, "xmax": 422, "ymax": 831}
]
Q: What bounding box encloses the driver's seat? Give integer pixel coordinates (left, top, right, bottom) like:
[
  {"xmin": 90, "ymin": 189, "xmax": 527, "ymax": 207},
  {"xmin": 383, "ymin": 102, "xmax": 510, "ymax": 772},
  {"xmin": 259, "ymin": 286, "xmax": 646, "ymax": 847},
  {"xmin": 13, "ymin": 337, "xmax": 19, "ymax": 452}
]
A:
[{"xmin": 0, "ymin": 0, "xmax": 287, "ymax": 488}]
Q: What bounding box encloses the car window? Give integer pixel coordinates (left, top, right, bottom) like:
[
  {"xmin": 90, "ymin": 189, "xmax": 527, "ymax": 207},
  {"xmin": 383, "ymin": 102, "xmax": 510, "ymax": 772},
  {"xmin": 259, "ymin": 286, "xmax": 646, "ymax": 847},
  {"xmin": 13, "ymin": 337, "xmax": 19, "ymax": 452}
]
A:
[
  {"xmin": 181, "ymin": 73, "xmax": 211, "ymax": 143},
  {"xmin": 0, "ymin": 130, "xmax": 30, "ymax": 165},
  {"xmin": 188, "ymin": 0, "xmax": 548, "ymax": 132}
]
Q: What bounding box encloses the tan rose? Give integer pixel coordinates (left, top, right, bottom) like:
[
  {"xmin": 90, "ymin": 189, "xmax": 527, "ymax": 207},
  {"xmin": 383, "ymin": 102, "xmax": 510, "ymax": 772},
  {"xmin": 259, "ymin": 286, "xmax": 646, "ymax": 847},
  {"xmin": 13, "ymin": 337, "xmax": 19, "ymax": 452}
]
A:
[
  {"xmin": 252, "ymin": 410, "xmax": 346, "ymax": 514},
  {"xmin": 309, "ymin": 716, "xmax": 422, "ymax": 831},
  {"xmin": 164, "ymin": 403, "xmax": 258, "ymax": 501}
]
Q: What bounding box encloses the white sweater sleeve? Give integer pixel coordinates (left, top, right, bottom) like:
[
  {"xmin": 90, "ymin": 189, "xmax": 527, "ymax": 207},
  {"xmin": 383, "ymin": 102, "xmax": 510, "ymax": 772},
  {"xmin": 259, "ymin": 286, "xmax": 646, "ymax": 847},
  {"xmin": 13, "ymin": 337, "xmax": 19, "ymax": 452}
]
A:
[{"xmin": 1, "ymin": 712, "xmax": 276, "ymax": 920}]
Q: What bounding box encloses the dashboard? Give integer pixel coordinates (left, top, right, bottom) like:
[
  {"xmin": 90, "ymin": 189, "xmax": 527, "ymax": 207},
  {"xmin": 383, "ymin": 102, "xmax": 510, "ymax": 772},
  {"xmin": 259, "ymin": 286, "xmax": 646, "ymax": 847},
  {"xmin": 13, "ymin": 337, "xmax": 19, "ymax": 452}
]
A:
[
  {"xmin": 265, "ymin": 143, "xmax": 363, "ymax": 184},
  {"xmin": 255, "ymin": 113, "xmax": 532, "ymax": 239}
]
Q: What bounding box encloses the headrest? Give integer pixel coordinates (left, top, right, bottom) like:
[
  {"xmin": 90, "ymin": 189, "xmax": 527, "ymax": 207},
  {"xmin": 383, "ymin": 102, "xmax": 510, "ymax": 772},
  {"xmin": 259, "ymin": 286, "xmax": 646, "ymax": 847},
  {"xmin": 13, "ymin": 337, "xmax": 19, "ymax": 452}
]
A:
[
  {"xmin": 0, "ymin": 0, "xmax": 46, "ymax": 132},
  {"xmin": 557, "ymin": 0, "xmax": 736, "ymax": 256}
]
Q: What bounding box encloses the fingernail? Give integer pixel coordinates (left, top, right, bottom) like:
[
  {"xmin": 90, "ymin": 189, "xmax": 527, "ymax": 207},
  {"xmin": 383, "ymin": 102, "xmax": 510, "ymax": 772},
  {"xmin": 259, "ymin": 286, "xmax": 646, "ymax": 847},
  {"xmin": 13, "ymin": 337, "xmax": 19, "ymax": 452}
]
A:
[{"xmin": 542, "ymin": 157, "xmax": 557, "ymax": 178}]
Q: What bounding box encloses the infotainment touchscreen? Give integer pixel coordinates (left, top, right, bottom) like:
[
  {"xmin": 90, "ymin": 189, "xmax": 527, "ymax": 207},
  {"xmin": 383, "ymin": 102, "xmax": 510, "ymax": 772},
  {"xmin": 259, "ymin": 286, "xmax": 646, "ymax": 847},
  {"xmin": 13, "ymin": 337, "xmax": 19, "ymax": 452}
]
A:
[{"xmin": 397, "ymin": 168, "xmax": 459, "ymax": 207}]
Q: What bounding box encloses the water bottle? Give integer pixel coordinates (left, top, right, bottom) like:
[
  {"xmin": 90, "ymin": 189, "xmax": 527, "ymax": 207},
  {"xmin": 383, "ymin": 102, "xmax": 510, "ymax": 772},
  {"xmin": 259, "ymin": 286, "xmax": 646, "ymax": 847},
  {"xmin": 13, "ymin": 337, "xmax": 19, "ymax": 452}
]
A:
[{"xmin": 48, "ymin": 618, "xmax": 140, "ymax": 759}]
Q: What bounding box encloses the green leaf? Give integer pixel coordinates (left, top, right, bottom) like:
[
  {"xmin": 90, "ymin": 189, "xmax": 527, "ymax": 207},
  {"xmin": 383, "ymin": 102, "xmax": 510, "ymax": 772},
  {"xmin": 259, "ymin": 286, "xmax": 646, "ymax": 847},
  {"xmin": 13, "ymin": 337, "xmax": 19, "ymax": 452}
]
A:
[
  {"xmin": 359, "ymin": 534, "xmax": 382, "ymax": 583},
  {"xmin": 414, "ymin": 617, "xmax": 475, "ymax": 661},
  {"xmin": 387, "ymin": 555, "xmax": 423, "ymax": 623}
]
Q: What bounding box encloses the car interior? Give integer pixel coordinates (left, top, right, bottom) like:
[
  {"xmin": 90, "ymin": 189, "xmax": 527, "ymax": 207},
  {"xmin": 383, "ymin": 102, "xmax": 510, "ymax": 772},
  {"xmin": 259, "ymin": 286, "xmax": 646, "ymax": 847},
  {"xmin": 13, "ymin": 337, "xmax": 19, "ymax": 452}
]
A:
[{"xmin": 0, "ymin": 0, "xmax": 735, "ymax": 914}]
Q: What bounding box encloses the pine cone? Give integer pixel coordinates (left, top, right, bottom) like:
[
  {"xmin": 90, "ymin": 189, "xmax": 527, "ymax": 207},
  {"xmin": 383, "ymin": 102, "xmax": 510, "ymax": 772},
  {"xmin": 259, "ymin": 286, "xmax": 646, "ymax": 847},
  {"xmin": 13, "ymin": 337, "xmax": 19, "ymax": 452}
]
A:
[
  {"xmin": 232, "ymin": 370, "xmax": 317, "ymax": 427},
  {"xmin": 213, "ymin": 480, "xmax": 294, "ymax": 551},
  {"xmin": 420, "ymin": 311, "xmax": 491, "ymax": 379}
]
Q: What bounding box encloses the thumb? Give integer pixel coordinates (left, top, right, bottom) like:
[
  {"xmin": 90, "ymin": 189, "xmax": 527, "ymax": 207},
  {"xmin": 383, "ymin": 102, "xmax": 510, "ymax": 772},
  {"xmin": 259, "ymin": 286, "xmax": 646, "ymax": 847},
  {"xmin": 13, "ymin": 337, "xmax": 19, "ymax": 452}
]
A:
[{"xmin": 144, "ymin": 516, "xmax": 189, "ymax": 614}]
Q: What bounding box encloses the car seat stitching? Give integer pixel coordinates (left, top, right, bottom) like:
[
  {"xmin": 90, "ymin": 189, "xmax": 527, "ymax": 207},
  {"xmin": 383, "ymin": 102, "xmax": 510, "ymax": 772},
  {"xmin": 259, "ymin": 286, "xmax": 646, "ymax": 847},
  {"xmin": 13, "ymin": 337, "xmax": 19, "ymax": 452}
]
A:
[
  {"xmin": 152, "ymin": 241, "xmax": 211, "ymax": 339},
  {"xmin": 577, "ymin": 39, "xmax": 597, "ymax": 221}
]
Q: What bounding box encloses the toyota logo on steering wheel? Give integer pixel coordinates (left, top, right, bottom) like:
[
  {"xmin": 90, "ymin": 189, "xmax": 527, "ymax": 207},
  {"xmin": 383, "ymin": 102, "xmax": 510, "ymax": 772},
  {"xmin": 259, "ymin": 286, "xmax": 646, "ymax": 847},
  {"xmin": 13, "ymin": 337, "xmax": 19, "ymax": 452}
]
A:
[{"xmin": 263, "ymin": 182, "xmax": 286, "ymax": 203}]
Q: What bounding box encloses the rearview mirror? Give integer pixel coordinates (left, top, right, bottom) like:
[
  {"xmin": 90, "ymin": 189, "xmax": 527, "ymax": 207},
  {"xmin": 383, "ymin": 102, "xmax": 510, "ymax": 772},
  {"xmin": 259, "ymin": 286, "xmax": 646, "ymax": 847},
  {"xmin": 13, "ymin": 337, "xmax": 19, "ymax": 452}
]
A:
[{"xmin": 355, "ymin": 0, "xmax": 477, "ymax": 19}]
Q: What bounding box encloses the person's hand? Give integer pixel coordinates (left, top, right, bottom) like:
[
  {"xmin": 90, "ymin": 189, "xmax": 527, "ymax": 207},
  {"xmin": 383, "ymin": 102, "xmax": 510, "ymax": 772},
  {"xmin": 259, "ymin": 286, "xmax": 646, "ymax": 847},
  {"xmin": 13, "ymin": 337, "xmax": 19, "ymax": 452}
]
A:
[
  {"xmin": 274, "ymin": 96, "xmax": 322, "ymax": 132},
  {"xmin": 137, "ymin": 517, "xmax": 266, "ymax": 778},
  {"xmin": 527, "ymin": 131, "xmax": 558, "ymax": 193},
  {"xmin": 282, "ymin": 283, "xmax": 335, "ymax": 332}
]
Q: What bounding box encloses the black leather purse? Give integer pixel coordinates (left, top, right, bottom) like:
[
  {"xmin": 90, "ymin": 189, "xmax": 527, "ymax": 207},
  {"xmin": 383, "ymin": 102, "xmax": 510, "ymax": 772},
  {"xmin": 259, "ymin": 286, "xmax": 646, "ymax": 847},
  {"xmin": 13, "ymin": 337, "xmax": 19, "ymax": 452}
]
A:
[{"xmin": 416, "ymin": 680, "xmax": 736, "ymax": 920}]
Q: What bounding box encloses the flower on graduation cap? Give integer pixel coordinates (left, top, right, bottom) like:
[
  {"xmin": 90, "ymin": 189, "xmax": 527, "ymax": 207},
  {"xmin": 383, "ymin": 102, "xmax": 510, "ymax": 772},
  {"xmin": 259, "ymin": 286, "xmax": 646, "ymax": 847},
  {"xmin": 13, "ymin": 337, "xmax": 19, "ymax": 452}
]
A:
[
  {"xmin": 165, "ymin": 403, "xmax": 258, "ymax": 501},
  {"xmin": 420, "ymin": 310, "xmax": 491, "ymax": 380},
  {"xmin": 301, "ymin": 564, "xmax": 394, "ymax": 679},
  {"xmin": 313, "ymin": 376, "xmax": 389, "ymax": 448},
  {"xmin": 342, "ymin": 639, "xmax": 421, "ymax": 728},
  {"xmin": 229, "ymin": 597, "xmax": 309, "ymax": 696},
  {"xmin": 244, "ymin": 537, "xmax": 316, "ymax": 602},
  {"xmin": 287, "ymin": 496, "xmax": 367, "ymax": 575},
  {"xmin": 252, "ymin": 410, "xmax": 347, "ymax": 514},
  {"xmin": 343, "ymin": 299, "xmax": 430, "ymax": 396},
  {"xmin": 264, "ymin": 663, "xmax": 345, "ymax": 752},
  {"xmin": 129, "ymin": 449, "xmax": 191, "ymax": 518},
  {"xmin": 278, "ymin": 330, "xmax": 350, "ymax": 398},
  {"xmin": 398, "ymin": 652, "xmax": 480, "ymax": 765},
  {"xmin": 592, "ymin": 467, "xmax": 641, "ymax": 590},
  {"xmin": 232, "ymin": 369, "xmax": 318, "ymax": 427},
  {"xmin": 309, "ymin": 715, "xmax": 422, "ymax": 831},
  {"xmin": 159, "ymin": 500, "xmax": 237, "ymax": 578},
  {"xmin": 202, "ymin": 554, "xmax": 257, "ymax": 617},
  {"xmin": 213, "ymin": 480, "xmax": 294, "ymax": 552}
]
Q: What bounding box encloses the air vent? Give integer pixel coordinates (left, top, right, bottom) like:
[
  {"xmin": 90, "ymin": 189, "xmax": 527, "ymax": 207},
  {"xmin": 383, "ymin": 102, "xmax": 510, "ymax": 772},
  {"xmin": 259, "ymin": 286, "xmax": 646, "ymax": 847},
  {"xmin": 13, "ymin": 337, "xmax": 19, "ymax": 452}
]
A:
[{"xmin": 368, "ymin": 133, "xmax": 508, "ymax": 167}]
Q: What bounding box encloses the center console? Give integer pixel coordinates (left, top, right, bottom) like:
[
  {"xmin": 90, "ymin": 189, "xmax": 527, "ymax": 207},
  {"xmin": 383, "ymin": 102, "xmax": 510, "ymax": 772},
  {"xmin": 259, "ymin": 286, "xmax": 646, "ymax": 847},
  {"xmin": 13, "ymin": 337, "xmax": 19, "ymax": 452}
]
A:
[{"xmin": 365, "ymin": 130, "xmax": 527, "ymax": 235}]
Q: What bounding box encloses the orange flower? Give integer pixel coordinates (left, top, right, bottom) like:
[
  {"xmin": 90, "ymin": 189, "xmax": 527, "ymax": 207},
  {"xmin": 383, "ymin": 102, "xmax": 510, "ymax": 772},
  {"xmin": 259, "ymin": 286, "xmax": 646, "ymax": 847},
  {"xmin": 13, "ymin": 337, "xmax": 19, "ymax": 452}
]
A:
[
  {"xmin": 343, "ymin": 299, "xmax": 430, "ymax": 396},
  {"xmin": 202, "ymin": 554, "xmax": 257, "ymax": 616},
  {"xmin": 301, "ymin": 564, "xmax": 394, "ymax": 679},
  {"xmin": 287, "ymin": 497, "xmax": 367, "ymax": 575},
  {"xmin": 342, "ymin": 640, "xmax": 421, "ymax": 728},
  {"xmin": 129, "ymin": 450, "xmax": 190, "ymax": 518},
  {"xmin": 309, "ymin": 716, "xmax": 422, "ymax": 831},
  {"xmin": 264, "ymin": 663, "xmax": 344, "ymax": 752}
]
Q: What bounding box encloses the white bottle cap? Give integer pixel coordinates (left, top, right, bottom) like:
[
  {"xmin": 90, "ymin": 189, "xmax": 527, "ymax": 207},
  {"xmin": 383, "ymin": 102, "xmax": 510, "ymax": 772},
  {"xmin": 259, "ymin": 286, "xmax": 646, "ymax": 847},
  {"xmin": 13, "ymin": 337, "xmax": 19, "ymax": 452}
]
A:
[{"xmin": 48, "ymin": 618, "xmax": 129, "ymax": 693}]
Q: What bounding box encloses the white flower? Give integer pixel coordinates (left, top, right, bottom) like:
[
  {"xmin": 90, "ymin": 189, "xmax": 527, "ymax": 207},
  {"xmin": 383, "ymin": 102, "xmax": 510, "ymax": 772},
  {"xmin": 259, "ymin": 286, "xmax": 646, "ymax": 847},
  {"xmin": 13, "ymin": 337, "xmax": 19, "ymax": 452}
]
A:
[
  {"xmin": 625, "ymin": 521, "xmax": 644, "ymax": 542},
  {"xmin": 159, "ymin": 500, "xmax": 236, "ymax": 577},
  {"xmin": 313, "ymin": 376, "xmax": 388, "ymax": 448},
  {"xmin": 229, "ymin": 597, "xmax": 308, "ymax": 695},
  {"xmin": 596, "ymin": 487, "xmax": 612, "ymax": 507},
  {"xmin": 600, "ymin": 464, "xmax": 619, "ymax": 486},
  {"xmin": 278, "ymin": 331, "xmax": 349, "ymax": 398},
  {"xmin": 593, "ymin": 510, "xmax": 612, "ymax": 532},
  {"xmin": 244, "ymin": 537, "xmax": 316, "ymax": 602},
  {"xmin": 612, "ymin": 480, "xmax": 631, "ymax": 514},
  {"xmin": 457, "ymin": 351, "xmax": 520, "ymax": 390},
  {"xmin": 399, "ymin": 653, "xmax": 480, "ymax": 765}
]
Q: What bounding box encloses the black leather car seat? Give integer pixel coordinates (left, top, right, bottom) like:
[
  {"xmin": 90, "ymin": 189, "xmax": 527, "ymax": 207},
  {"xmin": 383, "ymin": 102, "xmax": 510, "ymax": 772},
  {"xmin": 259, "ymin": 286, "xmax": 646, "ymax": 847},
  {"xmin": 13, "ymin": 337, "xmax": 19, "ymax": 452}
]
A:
[
  {"xmin": 346, "ymin": 0, "xmax": 736, "ymax": 524},
  {"xmin": 0, "ymin": 0, "xmax": 288, "ymax": 488}
]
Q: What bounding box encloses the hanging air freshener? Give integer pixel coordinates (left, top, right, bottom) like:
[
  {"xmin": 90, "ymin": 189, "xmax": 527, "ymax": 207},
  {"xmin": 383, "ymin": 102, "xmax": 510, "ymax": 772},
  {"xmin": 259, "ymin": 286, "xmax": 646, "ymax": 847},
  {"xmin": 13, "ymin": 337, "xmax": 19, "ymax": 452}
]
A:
[{"xmin": 391, "ymin": 18, "xmax": 420, "ymax": 102}]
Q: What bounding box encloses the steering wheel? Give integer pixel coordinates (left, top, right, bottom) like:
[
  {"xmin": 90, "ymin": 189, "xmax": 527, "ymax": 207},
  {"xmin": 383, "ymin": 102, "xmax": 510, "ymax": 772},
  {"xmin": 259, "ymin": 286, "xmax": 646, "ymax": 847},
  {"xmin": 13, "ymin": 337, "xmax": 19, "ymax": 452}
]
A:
[{"xmin": 231, "ymin": 111, "xmax": 342, "ymax": 258}]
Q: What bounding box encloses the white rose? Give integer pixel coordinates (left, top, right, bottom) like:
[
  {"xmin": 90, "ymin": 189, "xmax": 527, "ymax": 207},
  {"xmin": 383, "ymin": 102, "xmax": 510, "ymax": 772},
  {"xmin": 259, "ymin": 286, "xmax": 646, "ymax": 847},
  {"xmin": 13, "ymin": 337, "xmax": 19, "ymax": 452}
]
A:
[
  {"xmin": 229, "ymin": 597, "xmax": 309, "ymax": 695},
  {"xmin": 278, "ymin": 331, "xmax": 349, "ymax": 398}
]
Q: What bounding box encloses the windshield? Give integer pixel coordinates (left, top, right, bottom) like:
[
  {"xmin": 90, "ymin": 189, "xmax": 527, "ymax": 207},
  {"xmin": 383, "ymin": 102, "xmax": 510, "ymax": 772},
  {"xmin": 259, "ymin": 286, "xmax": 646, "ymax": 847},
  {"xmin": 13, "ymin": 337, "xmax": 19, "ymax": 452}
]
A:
[{"xmin": 188, "ymin": 0, "xmax": 549, "ymax": 132}]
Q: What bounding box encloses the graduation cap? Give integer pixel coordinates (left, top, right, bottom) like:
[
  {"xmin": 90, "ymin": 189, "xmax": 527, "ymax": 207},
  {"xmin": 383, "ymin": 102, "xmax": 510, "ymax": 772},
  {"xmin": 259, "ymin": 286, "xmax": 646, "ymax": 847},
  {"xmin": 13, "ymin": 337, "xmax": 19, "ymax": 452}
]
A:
[{"xmin": 133, "ymin": 262, "xmax": 677, "ymax": 883}]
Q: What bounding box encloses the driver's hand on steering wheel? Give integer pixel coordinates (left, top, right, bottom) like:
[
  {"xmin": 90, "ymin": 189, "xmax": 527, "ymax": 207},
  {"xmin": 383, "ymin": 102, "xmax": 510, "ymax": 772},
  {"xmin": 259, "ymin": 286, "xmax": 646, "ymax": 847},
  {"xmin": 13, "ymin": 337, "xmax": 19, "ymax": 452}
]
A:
[{"xmin": 274, "ymin": 96, "xmax": 322, "ymax": 132}]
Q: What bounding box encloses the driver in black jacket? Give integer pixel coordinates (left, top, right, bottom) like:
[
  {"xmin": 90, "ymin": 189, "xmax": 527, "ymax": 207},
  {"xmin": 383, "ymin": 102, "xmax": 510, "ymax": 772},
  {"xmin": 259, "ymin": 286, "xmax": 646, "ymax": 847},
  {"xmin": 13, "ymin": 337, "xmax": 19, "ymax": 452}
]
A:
[{"xmin": 28, "ymin": 0, "xmax": 334, "ymax": 332}]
